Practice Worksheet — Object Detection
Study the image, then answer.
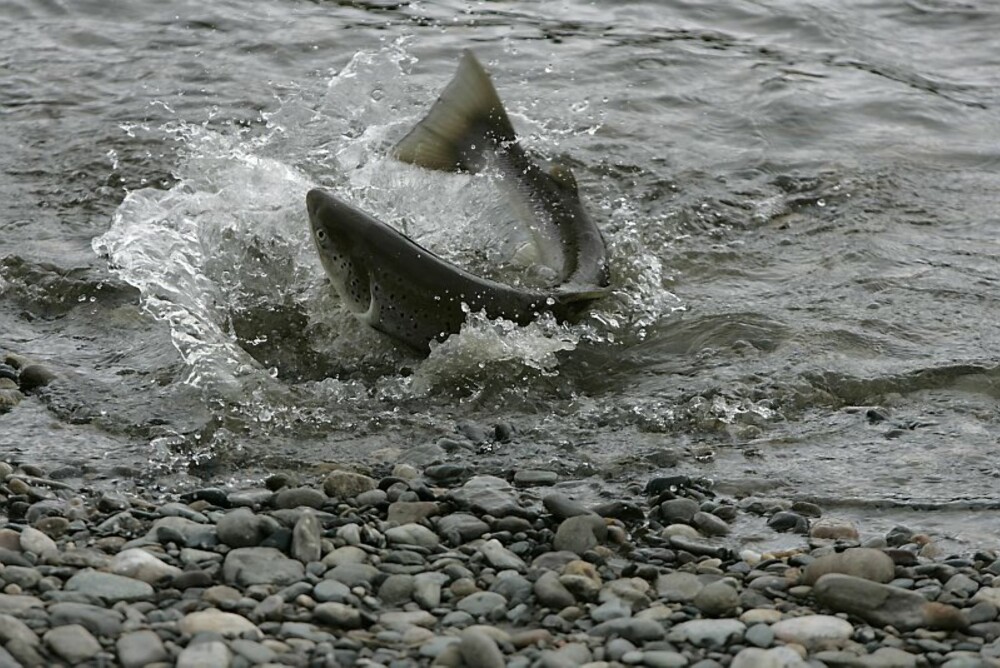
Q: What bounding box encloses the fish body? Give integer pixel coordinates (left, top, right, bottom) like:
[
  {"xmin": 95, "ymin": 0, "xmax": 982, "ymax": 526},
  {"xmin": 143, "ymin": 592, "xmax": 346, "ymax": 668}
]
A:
[
  {"xmin": 306, "ymin": 51, "xmax": 609, "ymax": 351},
  {"xmin": 306, "ymin": 189, "xmax": 603, "ymax": 350}
]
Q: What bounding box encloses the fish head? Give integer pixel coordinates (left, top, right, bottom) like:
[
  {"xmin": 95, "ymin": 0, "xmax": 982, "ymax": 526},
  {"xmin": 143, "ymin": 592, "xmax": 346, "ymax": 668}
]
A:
[{"xmin": 306, "ymin": 188, "xmax": 374, "ymax": 317}]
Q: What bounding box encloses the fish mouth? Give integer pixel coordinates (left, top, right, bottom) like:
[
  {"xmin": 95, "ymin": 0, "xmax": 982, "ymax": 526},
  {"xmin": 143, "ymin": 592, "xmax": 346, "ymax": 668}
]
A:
[{"xmin": 306, "ymin": 188, "xmax": 330, "ymax": 221}]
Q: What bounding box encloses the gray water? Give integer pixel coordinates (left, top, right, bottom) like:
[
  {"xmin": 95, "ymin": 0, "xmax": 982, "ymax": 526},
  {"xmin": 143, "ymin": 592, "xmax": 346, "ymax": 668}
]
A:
[{"xmin": 3, "ymin": 0, "xmax": 1000, "ymax": 548}]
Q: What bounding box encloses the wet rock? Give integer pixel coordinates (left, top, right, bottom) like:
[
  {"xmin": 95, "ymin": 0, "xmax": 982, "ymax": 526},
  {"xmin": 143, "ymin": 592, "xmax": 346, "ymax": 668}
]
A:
[
  {"xmin": 291, "ymin": 508, "xmax": 322, "ymax": 563},
  {"xmin": 802, "ymin": 547, "xmax": 896, "ymax": 585},
  {"xmin": 692, "ymin": 511, "xmax": 731, "ymax": 536},
  {"xmin": 810, "ymin": 517, "xmax": 860, "ymax": 542},
  {"xmin": 660, "ymin": 498, "xmax": 700, "ymax": 523},
  {"xmin": 385, "ymin": 523, "xmax": 439, "ymax": 549},
  {"xmin": 693, "ymin": 580, "xmax": 740, "ymax": 617},
  {"xmin": 388, "ymin": 501, "xmax": 440, "ymax": 525},
  {"xmin": 456, "ymin": 591, "xmax": 507, "ymax": 618},
  {"xmin": 323, "ymin": 470, "xmax": 376, "ymax": 499},
  {"xmin": 813, "ymin": 574, "xmax": 968, "ymax": 631},
  {"xmin": 272, "ymin": 486, "xmax": 326, "ymax": 509},
  {"xmin": 771, "ymin": 614, "xmax": 853, "ymax": 649},
  {"xmin": 215, "ymin": 508, "xmax": 281, "ymax": 548},
  {"xmin": 110, "ymin": 547, "xmax": 183, "ymax": 583},
  {"xmin": 178, "ymin": 609, "xmax": 261, "ymax": 638},
  {"xmin": 768, "ymin": 511, "xmax": 810, "ymax": 533},
  {"xmin": 64, "ymin": 569, "xmax": 154, "ymax": 603},
  {"xmin": 223, "ymin": 547, "xmax": 305, "ymax": 587},
  {"xmin": 667, "ymin": 619, "xmax": 746, "ymax": 648},
  {"xmin": 543, "ymin": 493, "xmax": 593, "ymax": 520},
  {"xmin": 48, "ymin": 602, "xmax": 123, "ymax": 637},
  {"xmin": 117, "ymin": 630, "xmax": 169, "ymax": 668},
  {"xmin": 44, "ymin": 624, "xmax": 101, "ymax": 664},
  {"xmin": 657, "ymin": 572, "xmax": 705, "ymax": 602},
  {"xmin": 480, "ymin": 539, "xmax": 527, "ymax": 572},
  {"xmin": 731, "ymin": 646, "xmax": 809, "ymax": 668},
  {"xmin": 437, "ymin": 512, "xmax": 489, "ymax": 543},
  {"xmin": 313, "ymin": 602, "xmax": 363, "ymax": 629},
  {"xmin": 176, "ymin": 640, "xmax": 232, "ymax": 668},
  {"xmin": 553, "ymin": 514, "xmax": 607, "ymax": 555},
  {"xmin": 514, "ymin": 469, "xmax": 558, "ymax": 486},
  {"xmin": 450, "ymin": 475, "xmax": 521, "ymax": 517},
  {"xmin": 459, "ymin": 627, "xmax": 505, "ymax": 668},
  {"xmin": 534, "ymin": 571, "xmax": 576, "ymax": 610}
]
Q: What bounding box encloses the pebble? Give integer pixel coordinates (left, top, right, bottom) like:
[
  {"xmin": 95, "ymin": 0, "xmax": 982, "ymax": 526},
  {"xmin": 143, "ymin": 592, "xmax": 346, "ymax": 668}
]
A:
[
  {"xmin": 802, "ymin": 547, "xmax": 896, "ymax": 585},
  {"xmin": 553, "ymin": 514, "xmax": 607, "ymax": 554},
  {"xmin": 771, "ymin": 614, "xmax": 854, "ymax": 648},
  {"xmin": 110, "ymin": 547, "xmax": 184, "ymax": 583},
  {"xmin": 459, "ymin": 627, "xmax": 506, "ymax": 668},
  {"xmin": 223, "ymin": 546, "xmax": 305, "ymax": 586},
  {"xmin": 0, "ymin": 453, "xmax": 995, "ymax": 668},
  {"xmin": 322, "ymin": 470, "xmax": 376, "ymax": 499},
  {"xmin": 64, "ymin": 569, "xmax": 154, "ymax": 602},
  {"xmin": 43, "ymin": 624, "xmax": 102, "ymax": 663},
  {"xmin": 693, "ymin": 580, "xmax": 740, "ymax": 617},
  {"xmin": 117, "ymin": 629, "xmax": 170, "ymax": 668},
  {"xmin": 668, "ymin": 619, "xmax": 746, "ymax": 648},
  {"xmin": 814, "ymin": 574, "xmax": 968, "ymax": 631},
  {"xmin": 178, "ymin": 609, "xmax": 262, "ymax": 637},
  {"xmin": 176, "ymin": 639, "xmax": 232, "ymax": 668},
  {"xmin": 657, "ymin": 571, "xmax": 704, "ymax": 602}
]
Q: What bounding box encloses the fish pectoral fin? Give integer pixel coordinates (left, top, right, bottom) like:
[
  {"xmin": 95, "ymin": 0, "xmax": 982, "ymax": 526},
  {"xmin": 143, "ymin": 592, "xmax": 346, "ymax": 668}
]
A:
[{"xmin": 393, "ymin": 51, "xmax": 518, "ymax": 173}]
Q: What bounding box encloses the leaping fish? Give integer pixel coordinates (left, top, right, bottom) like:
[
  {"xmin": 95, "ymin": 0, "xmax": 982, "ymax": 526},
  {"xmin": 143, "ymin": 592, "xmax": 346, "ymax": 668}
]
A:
[{"xmin": 306, "ymin": 51, "xmax": 610, "ymax": 352}]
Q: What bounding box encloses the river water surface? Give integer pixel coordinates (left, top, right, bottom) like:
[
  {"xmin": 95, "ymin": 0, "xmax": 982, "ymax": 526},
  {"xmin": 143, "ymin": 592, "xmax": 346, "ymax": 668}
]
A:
[{"xmin": 3, "ymin": 0, "xmax": 1000, "ymax": 548}]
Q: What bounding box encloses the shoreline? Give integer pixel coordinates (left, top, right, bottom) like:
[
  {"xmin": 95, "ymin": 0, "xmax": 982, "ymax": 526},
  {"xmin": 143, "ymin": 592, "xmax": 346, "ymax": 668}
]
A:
[{"xmin": 1, "ymin": 457, "xmax": 998, "ymax": 667}]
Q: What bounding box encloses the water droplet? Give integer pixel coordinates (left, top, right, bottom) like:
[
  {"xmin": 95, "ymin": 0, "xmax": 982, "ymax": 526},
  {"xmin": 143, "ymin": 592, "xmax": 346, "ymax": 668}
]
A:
[{"xmin": 817, "ymin": 198, "xmax": 826, "ymax": 207}]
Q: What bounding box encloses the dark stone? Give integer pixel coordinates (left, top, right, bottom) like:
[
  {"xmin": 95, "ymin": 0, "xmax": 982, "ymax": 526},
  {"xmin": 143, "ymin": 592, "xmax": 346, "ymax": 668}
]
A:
[
  {"xmin": 180, "ymin": 488, "xmax": 231, "ymax": 508},
  {"xmin": 767, "ymin": 511, "xmax": 809, "ymax": 533}
]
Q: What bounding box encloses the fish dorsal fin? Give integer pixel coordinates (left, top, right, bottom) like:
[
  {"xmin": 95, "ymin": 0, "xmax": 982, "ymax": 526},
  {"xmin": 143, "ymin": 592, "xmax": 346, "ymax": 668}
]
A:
[
  {"xmin": 548, "ymin": 163, "xmax": 578, "ymax": 193},
  {"xmin": 393, "ymin": 51, "xmax": 518, "ymax": 173}
]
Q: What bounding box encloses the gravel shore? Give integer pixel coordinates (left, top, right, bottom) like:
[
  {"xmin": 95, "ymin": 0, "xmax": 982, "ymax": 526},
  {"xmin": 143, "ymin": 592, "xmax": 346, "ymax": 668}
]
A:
[{"xmin": 1, "ymin": 449, "xmax": 999, "ymax": 668}]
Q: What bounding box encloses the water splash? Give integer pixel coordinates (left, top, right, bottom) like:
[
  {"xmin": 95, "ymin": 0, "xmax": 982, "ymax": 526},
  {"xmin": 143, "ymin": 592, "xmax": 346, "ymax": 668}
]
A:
[{"xmin": 92, "ymin": 45, "xmax": 681, "ymax": 414}]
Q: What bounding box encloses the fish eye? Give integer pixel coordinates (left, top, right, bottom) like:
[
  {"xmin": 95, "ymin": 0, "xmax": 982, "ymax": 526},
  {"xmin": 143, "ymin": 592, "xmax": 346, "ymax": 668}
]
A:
[{"xmin": 315, "ymin": 229, "xmax": 327, "ymax": 242}]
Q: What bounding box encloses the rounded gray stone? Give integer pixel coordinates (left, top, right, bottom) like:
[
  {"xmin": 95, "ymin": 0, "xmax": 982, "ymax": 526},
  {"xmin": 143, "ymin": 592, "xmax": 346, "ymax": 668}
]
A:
[
  {"xmin": 291, "ymin": 509, "xmax": 322, "ymax": 563},
  {"xmin": 272, "ymin": 487, "xmax": 326, "ymax": 509},
  {"xmin": 657, "ymin": 571, "xmax": 704, "ymax": 602},
  {"xmin": 325, "ymin": 562, "xmax": 379, "ymax": 588},
  {"xmin": 223, "ymin": 547, "xmax": 305, "ymax": 587},
  {"xmin": 176, "ymin": 639, "xmax": 232, "ymax": 668},
  {"xmin": 64, "ymin": 570, "xmax": 154, "ymax": 603},
  {"xmin": 660, "ymin": 498, "xmax": 699, "ymax": 523},
  {"xmin": 313, "ymin": 602, "xmax": 363, "ymax": 629},
  {"xmin": 323, "ymin": 471, "xmax": 376, "ymax": 499},
  {"xmin": 803, "ymin": 548, "xmax": 896, "ymax": 585},
  {"xmin": 379, "ymin": 574, "xmax": 415, "ymax": 606},
  {"xmin": 534, "ymin": 571, "xmax": 576, "ymax": 610},
  {"xmin": 553, "ymin": 514, "xmax": 607, "ymax": 555},
  {"xmin": 459, "ymin": 628, "xmax": 505, "ymax": 668},
  {"xmin": 215, "ymin": 508, "xmax": 280, "ymax": 548},
  {"xmin": 692, "ymin": 511, "xmax": 731, "ymax": 536},
  {"xmin": 48, "ymin": 602, "xmax": 124, "ymax": 637},
  {"xmin": 117, "ymin": 629, "xmax": 169, "ymax": 668},
  {"xmin": 693, "ymin": 580, "xmax": 740, "ymax": 617},
  {"xmin": 44, "ymin": 624, "xmax": 101, "ymax": 664},
  {"xmin": 668, "ymin": 619, "xmax": 746, "ymax": 648},
  {"xmin": 385, "ymin": 523, "xmax": 440, "ymax": 549},
  {"xmin": 456, "ymin": 591, "xmax": 507, "ymax": 618},
  {"xmin": 449, "ymin": 475, "xmax": 521, "ymax": 517}
]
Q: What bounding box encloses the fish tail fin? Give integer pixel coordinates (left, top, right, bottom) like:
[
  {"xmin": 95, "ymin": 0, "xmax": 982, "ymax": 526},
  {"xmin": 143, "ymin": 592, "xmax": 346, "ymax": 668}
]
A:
[{"xmin": 393, "ymin": 51, "xmax": 517, "ymax": 173}]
